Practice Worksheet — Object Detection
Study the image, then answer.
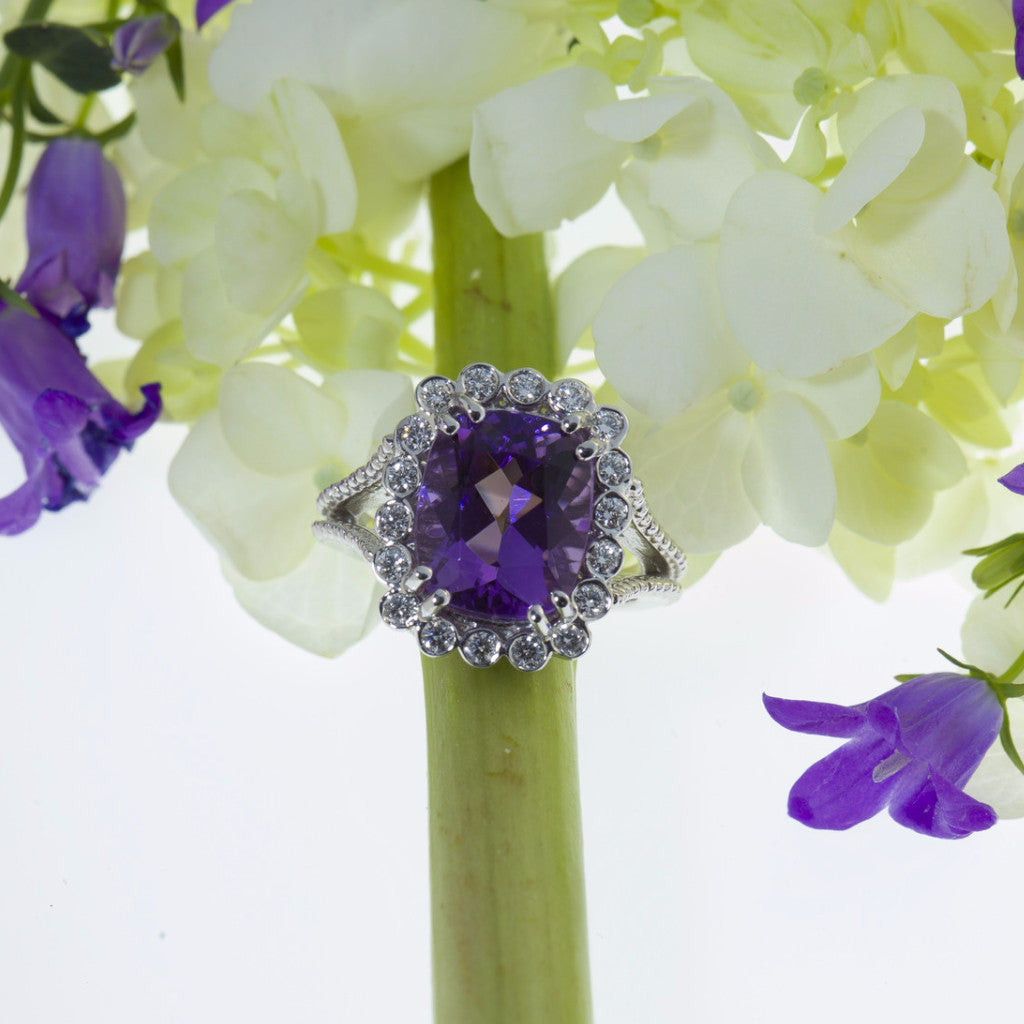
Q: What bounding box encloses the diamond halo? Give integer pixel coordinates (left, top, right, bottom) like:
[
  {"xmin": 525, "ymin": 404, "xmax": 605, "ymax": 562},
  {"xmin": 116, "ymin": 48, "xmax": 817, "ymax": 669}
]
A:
[{"xmin": 314, "ymin": 364, "xmax": 686, "ymax": 671}]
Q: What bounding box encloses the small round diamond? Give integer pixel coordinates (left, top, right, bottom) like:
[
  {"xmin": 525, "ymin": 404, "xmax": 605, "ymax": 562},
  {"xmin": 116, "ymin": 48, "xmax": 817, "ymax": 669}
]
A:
[
  {"xmin": 398, "ymin": 414, "xmax": 435, "ymax": 454},
  {"xmin": 417, "ymin": 376, "xmax": 456, "ymax": 413},
  {"xmin": 374, "ymin": 543, "xmax": 412, "ymax": 585},
  {"xmin": 459, "ymin": 363, "xmax": 500, "ymax": 403},
  {"xmin": 508, "ymin": 632, "xmax": 550, "ymax": 672},
  {"xmin": 506, "ymin": 369, "xmax": 546, "ymax": 406},
  {"xmin": 573, "ymin": 580, "xmax": 612, "ymax": 620},
  {"xmin": 380, "ymin": 590, "xmax": 419, "ymax": 629},
  {"xmin": 597, "ymin": 449, "xmax": 632, "ymax": 487},
  {"xmin": 586, "ymin": 537, "xmax": 623, "ymax": 577},
  {"xmin": 550, "ymin": 379, "xmax": 591, "ymax": 414},
  {"xmin": 375, "ymin": 500, "xmax": 414, "ymax": 541},
  {"xmin": 384, "ymin": 456, "xmax": 420, "ymax": 497},
  {"xmin": 589, "ymin": 407, "xmax": 627, "ymax": 444},
  {"xmin": 419, "ymin": 618, "xmax": 458, "ymax": 657},
  {"xmin": 461, "ymin": 629, "xmax": 502, "ymax": 668},
  {"xmin": 550, "ymin": 620, "xmax": 590, "ymax": 659},
  {"xmin": 594, "ymin": 493, "xmax": 630, "ymax": 533}
]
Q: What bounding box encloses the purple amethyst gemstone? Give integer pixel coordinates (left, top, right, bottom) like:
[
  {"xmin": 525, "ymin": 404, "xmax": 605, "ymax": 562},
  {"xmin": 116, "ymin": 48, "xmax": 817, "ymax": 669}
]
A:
[{"xmin": 414, "ymin": 409, "xmax": 595, "ymax": 621}]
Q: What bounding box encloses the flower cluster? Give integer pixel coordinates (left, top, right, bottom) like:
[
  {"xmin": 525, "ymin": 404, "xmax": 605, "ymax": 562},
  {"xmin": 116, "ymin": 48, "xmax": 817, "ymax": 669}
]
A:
[{"xmin": 3, "ymin": 0, "xmax": 1024, "ymax": 838}]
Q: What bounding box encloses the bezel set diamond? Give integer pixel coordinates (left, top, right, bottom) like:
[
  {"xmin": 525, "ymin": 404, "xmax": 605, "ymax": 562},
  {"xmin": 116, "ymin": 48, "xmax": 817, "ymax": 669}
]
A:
[{"xmin": 315, "ymin": 364, "xmax": 686, "ymax": 672}]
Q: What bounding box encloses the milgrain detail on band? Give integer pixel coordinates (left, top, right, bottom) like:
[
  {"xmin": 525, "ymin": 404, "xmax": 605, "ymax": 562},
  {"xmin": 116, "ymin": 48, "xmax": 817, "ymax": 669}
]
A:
[{"xmin": 313, "ymin": 364, "xmax": 687, "ymax": 670}]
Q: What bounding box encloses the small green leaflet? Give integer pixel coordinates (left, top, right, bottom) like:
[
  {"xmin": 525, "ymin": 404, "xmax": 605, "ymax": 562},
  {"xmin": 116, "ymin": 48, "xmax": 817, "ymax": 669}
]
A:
[{"xmin": 3, "ymin": 22, "xmax": 121, "ymax": 95}]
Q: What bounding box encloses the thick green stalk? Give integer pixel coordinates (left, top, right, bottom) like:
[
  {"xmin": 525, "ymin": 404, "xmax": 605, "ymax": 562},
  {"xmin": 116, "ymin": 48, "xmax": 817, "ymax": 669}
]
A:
[{"xmin": 423, "ymin": 158, "xmax": 592, "ymax": 1024}]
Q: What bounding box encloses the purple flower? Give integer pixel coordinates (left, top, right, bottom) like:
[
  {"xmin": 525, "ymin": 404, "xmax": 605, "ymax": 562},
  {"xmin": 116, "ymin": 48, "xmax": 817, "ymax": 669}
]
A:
[
  {"xmin": 0, "ymin": 307, "xmax": 161, "ymax": 535},
  {"xmin": 1016, "ymin": 0, "xmax": 1024, "ymax": 79},
  {"xmin": 196, "ymin": 0, "xmax": 236, "ymax": 28},
  {"xmin": 16, "ymin": 138, "xmax": 125, "ymax": 335},
  {"xmin": 111, "ymin": 14, "xmax": 179, "ymax": 75},
  {"xmin": 764, "ymin": 672, "xmax": 1003, "ymax": 839},
  {"xmin": 999, "ymin": 462, "xmax": 1024, "ymax": 494}
]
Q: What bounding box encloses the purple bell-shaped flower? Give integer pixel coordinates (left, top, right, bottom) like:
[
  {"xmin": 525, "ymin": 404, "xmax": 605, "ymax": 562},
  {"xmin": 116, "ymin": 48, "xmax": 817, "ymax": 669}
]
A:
[
  {"xmin": 16, "ymin": 138, "xmax": 126, "ymax": 336},
  {"xmin": 764, "ymin": 672, "xmax": 1003, "ymax": 839},
  {"xmin": 0, "ymin": 308, "xmax": 160, "ymax": 535}
]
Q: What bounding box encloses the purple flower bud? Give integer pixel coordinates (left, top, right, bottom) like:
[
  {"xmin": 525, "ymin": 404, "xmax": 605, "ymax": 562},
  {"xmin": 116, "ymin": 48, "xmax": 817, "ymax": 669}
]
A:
[
  {"xmin": 196, "ymin": 0, "xmax": 236, "ymax": 28},
  {"xmin": 16, "ymin": 138, "xmax": 126, "ymax": 333},
  {"xmin": 0, "ymin": 307, "xmax": 160, "ymax": 535},
  {"xmin": 999, "ymin": 462, "xmax": 1024, "ymax": 494},
  {"xmin": 764, "ymin": 672, "xmax": 1003, "ymax": 839},
  {"xmin": 111, "ymin": 14, "xmax": 180, "ymax": 75}
]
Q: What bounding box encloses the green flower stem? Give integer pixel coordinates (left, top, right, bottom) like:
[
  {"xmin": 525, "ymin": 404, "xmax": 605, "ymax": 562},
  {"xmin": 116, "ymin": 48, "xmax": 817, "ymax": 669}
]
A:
[{"xmin": 423, "ymin": 157, "xmax": 592, "ymax": 1024}]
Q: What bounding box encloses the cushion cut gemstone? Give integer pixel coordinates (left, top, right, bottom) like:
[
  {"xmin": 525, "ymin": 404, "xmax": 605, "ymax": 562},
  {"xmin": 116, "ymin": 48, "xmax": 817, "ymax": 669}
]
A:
[{"xmin": 414, "ymin": 409, "xmax": 595, "ymax": 621}]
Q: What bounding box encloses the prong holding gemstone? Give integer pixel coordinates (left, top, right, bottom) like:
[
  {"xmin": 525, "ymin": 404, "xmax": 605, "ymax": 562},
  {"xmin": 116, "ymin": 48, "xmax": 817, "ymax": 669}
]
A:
[
  {"xmin": 438, "ymin": 413, "xmax": 460, "ymax": 436},
  {"xmin": 576, "ymin": 439, "xmax": 602, "ymax": 461},
  {"xmin": 561, "ymin": 414, "xmax": 583, "ymax": 433},
  {"xmin": 459, "ymin": 395, "xmax": 486, "ymax": 423},
  {"xmin": 551, "ymin": 590, "xmax": 575, "ymax": 620},
  {"xmin": 406, "ymin": 565, "xmax": 433, "ymax": 591},
  {"xmin": 420, "ymin": 589, "xmax": 451, "ymax": 618},
  {"xmin": 528, "ymin": 604, "xmax": 552, "ymax": 635}
]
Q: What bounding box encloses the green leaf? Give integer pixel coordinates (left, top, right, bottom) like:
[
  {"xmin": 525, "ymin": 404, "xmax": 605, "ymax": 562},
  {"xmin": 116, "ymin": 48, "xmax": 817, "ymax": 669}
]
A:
[
  {"xmin": 894, "ymin": 673, "xmax": 922, "ymax": 682},
  {"xmin": 3, "ymin": 22, "xmax": 121, "ymax": 95},
  {"xmin": 164, "ymin": 35, "xmax": 185, "ymax": 102},
  {"xmin": 936, "ymin": 648, "xmax": 991, "ymax": 681},
  {"xmin": 0, "ymin": 278, "xmax": 39, "ymax": 316},
  {"xmin": 964, "ymin": 533, "xmax": 1024, "ymax": 557}
]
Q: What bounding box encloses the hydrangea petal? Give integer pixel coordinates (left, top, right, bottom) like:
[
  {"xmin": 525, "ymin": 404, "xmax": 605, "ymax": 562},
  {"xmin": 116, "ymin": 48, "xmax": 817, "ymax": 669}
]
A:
[
  {"xmin": 741, "ymin": 391, "xmax": 836, "ymax": 546},
  {"xmin": 815, "ymin": 107, "xmax": 925, "ymax": 235},
  {"xmin": 836, "ymin": 75, "xmax": 967, "ymax": 201},
  {"xmin": 828, "ymin": 522, "xmax": 894, "ymax": 602},
  {"xmin": 223, "ymin": 542, "xmax": 380, "ymax": 659},
  {"xmin": 319, "ymin": 368, "xmax": 415, "ymax": 471},
  {"xmin": 777, "ymin": 355, "xmax": 880, "ymax": 441},
  {"xmin": 831, "ymin": 438, "xmax": 934, "ymax": 545},
  {"xmin": 555, "ymin": 246, "xmax": 645, "ymax": 364},
  {"xmin": 149, "ymin": 157, "xmax": 275, "ymax": 267},
  {"xmin": 584, "ymin": 91, "xmax": 703, "ymax": 143},
  {"xmin": 867, "ymin": 402, "xmax": 966, "ymax": 492},
  {"xmin": 214, "ymin": 190, "xmax": 314, "ymax": 316},
  {"xmin": 263, "ymin": 79, "xmax": 356, "ymax": 235},
  {"xmin": 168, "ymin": 412, "xmax": 315, "ymax": 580},
  {"xmin": 180, "ymin": 249, "xmax": 303, "ymax": 367},
  {"xmin": 718, "ymin": 171, "xmax": 913, "ymax": 378},
  {"xmin": 631, "ymin": 394, "xmax": 758, "ymax": 553},
  {"xmin": 470, "ymin": 67, "xmax": 626, "ymax": 236},
  {"xmin": 962, "ymin": 591, "xmax": 1024, "ymax": 675},
  {"xmin": 593, "ymin": 244, "xmax": 748, "ymax": 420},
  {"xmin": 218, "ymin": 364, "xmax": 348, "ymax": 475},
  {"xmin": 292, "ymin": 284, "xmax": 404, "ymax": 373},
  {"xmin": 852, "ymin": 160, "xmax": 1010, "ymax": 319},
  {"xmin": 965, "ymin": 698, "xmax": 1024, "ymax": 819}
]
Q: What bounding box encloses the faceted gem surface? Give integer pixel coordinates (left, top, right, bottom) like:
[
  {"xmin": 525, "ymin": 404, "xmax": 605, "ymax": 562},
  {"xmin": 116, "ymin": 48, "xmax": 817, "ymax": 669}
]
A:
[{"xmin": 414, "ymin": 409, "xmax": 595, "ymax": 621}]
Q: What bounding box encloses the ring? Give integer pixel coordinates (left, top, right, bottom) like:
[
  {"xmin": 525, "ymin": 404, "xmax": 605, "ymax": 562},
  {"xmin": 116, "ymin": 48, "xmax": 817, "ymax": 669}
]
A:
[{"xmin": 314, "ymin": 363, "xmax": 686, "ymax": 671}]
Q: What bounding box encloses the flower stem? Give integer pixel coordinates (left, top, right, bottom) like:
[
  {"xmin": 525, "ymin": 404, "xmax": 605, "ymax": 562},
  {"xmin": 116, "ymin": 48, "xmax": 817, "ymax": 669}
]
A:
[{"xmin": 423, "ymin": 157, "xmax": 592, "ymax": 1024}]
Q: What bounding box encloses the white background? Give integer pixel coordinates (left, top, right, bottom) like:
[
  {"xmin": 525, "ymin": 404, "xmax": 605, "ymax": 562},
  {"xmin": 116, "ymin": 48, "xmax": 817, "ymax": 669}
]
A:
[{"xmin": 1, "ymin": 408, "xmax": 1020, "ymax": 1024}]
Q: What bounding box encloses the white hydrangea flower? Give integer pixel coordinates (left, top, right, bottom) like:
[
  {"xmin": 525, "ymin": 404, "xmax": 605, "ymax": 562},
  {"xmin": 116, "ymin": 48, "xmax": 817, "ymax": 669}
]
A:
[
  {"xmin": 592, "ymin": 243, "xmax": 880, "ymax": 550},
  {"xmin": 206, "ymin": 0, "xmax": 564, "ymax": 234},
  {"xmin": 169, "ymin": 363, "xmax": 413, "ymax": 656},
  {"xmin": 961, "ymin": 594, "xmax": 1024, "ymax": 818},
  {"xmin": 470, "ymin": 69, "xmax": 776, "ymax": 241},
  {"xmin": 718, "ymin": 75, "xmax": 1010, "ymax": 379},
  {"xmin": 145, "ymin": 77, "xmax": 357, "ymax": 367}
]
